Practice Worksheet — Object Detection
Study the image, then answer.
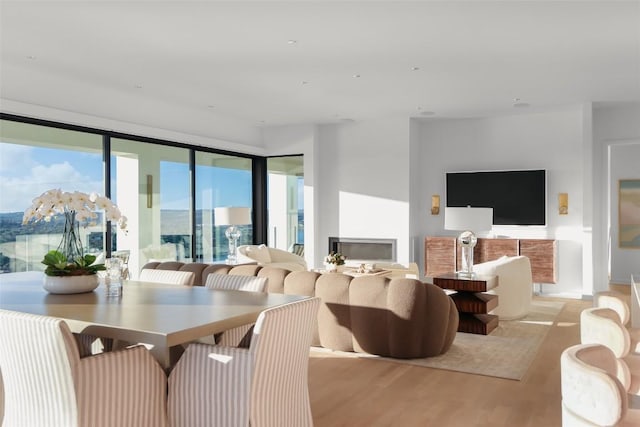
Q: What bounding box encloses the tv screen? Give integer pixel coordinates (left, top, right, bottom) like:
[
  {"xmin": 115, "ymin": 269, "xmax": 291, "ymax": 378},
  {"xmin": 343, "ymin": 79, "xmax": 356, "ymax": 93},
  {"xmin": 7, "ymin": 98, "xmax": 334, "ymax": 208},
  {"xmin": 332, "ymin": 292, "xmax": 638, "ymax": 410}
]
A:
[{"xmin": 446, "ymin": 169, "xmax": 546, "ymax": 226}]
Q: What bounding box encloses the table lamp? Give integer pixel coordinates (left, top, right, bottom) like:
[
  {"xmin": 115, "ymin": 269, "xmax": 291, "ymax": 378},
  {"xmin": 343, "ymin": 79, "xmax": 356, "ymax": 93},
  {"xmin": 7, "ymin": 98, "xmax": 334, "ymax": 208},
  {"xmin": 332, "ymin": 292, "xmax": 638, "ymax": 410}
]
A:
[
  {"xmin": 444, "ymin": 206, "xmax": 493, "ymax": 277},
  {"xmin": 214, "ymin": 207, "xmax": 251, "ymax": 264}
]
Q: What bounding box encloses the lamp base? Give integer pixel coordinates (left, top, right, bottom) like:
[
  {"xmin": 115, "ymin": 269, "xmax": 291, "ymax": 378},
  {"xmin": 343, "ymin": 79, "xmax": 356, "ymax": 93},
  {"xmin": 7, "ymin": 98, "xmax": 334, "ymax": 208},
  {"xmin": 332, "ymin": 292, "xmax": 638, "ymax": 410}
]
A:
[
  {"xmin": 225, "ymin": 226, "xmax": 242, "ymax": 265},
  {"xmin": 456, "ymin": 270, "xmax": 476, "ymax": 279},
  {"xmin": 457, "ymin": 230, "xmax": 478, "ymax": 278}
]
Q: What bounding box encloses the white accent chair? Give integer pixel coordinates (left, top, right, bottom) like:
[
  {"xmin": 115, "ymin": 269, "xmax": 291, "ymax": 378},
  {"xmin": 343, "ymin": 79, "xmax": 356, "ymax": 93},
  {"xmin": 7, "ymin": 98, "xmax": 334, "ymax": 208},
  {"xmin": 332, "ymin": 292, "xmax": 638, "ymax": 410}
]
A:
[
  {"xmin": 0, "ymin": 309, "xmax": 168, "ymax": 427},
  {"xmin": 580, "ymin": 307, "xmax": 640, "ymax": 395},
  {"xmin": 237, "ymin": 244, "xmax": 308, "ymax": 271},
  {"xmin": 561, "ymin": 343, "xmax": 640, "ymax": 426},
  {"xmin": 139, "ymin": 268, "xmax": 195, "ymax": 286},
  {"xmin": 168, "ymin": 297, "xmax": 320, "ymax": 427},
  {"xmin": 472, "ymin": 255, "xmax": 533, "ymax": 320},
  {"xmin": 595, "ymin": 291, "xmax": 631, "ymax": 326},
  {"xmin": 204, "ymin": 273, "xmax": 269, "ymax": 347}
]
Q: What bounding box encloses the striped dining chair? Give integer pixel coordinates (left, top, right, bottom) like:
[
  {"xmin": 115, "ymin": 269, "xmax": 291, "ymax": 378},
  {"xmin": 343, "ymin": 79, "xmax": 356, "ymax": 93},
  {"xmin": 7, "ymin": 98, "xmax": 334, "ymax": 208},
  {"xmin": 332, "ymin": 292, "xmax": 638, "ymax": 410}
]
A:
[
  {"xmin": 0, "ymin": 309, "xmax": 168, "ymax": 427},
  {"xmin": 138, "ymin": 268, "xmax": 195, "ymax": 286},
  {"xmin": 168, "ymin": 297, "xmax": 320, "ymax": 427},
  {"xmin": 204, "ymin": 273, "xmax": 269, "ymax": 347}
]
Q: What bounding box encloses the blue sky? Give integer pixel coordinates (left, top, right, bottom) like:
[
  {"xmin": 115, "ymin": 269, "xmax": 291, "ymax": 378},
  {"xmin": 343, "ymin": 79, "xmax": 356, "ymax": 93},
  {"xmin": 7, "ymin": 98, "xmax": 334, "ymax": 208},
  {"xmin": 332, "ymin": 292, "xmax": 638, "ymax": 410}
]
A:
[{"xmin": 0, "ymin": 142, "xmax": 252, "ymax": 213}]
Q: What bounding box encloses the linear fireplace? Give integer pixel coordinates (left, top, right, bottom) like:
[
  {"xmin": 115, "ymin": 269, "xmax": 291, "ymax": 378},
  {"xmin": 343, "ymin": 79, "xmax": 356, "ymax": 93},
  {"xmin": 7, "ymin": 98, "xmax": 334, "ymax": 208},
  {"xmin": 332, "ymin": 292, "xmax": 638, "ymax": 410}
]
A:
[{"xmin": 328, "ymin": 237, "xmax": 397, "ymax": 262}]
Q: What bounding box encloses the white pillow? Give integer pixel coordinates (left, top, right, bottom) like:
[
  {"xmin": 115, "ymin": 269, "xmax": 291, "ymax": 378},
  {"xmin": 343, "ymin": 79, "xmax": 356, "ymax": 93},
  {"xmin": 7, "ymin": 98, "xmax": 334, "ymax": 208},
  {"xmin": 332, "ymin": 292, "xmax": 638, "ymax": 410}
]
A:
[{"xmin": 245, "ymin": 245, "xmax": 272, "ymax": 264}]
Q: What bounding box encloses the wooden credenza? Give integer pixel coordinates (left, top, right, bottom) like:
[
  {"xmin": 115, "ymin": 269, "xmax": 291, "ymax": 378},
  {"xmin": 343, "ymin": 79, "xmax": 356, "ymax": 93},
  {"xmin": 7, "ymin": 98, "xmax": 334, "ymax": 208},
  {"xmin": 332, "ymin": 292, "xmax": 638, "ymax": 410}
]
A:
[{"xmin": 425, "ymin": 236, "xmax": 557, "ymax": 283}]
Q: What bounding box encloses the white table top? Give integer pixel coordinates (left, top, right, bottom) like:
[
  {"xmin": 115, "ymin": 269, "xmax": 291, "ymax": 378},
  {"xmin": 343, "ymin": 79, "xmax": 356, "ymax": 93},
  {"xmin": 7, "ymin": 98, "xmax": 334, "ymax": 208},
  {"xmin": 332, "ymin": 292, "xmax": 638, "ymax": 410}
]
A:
[{"xmin": 0, "ymin": 272, "xmax": 308, "ymax": 368}]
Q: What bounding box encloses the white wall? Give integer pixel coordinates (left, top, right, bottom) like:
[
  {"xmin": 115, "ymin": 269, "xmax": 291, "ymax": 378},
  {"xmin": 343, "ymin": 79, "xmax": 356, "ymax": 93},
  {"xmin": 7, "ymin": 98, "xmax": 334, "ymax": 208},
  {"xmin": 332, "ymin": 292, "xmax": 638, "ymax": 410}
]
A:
[
  {"xmin": 416, "ymin": 107, "xmax": 587, "ymax": 296},
  {"xmin": 314, "ymin": 117, "xmax": 412, "ymax": 268},
  {"xmin": 593, "ymin": 104, "xmax": 640, "ymax": 289},
  {"xmin": 610, "ymin": 143, "xmax": 640, "ymax": 284},
  {"xmin": 261, "ymin": 124, "xmax": 318, "ymax": 269}
]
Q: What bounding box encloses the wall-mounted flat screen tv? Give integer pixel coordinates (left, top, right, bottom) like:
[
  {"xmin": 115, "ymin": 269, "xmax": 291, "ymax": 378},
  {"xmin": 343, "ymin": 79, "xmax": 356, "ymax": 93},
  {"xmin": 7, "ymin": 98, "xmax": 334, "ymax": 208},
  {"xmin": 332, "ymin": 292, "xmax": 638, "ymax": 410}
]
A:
[{"xmin": 446, "ymin": 169, "xmax": 546, "ymax": 226}]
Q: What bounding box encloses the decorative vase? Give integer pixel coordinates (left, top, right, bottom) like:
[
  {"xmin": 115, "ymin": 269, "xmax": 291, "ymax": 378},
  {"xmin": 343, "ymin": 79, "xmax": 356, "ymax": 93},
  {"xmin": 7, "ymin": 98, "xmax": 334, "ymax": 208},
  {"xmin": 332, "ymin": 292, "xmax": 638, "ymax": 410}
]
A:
[
  {"xmin": 325, "ymin": 263, "xmax": 338, "ymax": 272},
  {"xmin": 43, "ymin": 274, "xmax": 99, "ymax": 294},
  {"xmin": 59, "ymin": 210, "xmax": 84, "ymax": 264}
]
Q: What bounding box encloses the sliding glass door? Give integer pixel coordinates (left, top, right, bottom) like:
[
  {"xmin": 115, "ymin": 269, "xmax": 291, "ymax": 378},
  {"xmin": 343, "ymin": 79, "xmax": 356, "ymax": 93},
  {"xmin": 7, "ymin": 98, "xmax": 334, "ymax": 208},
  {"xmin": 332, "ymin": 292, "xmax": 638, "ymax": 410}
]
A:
[
  {"xmin": 266, "ymin": 155, "xmax": 304, "ymax": 252},
  {"xmin": 0, "ymin": 114, "xmax": 284, "ymax": 275},
  {"xmin": 110, "ymin": 138, "xmax": 192, "ymax": 276},
  {"xmin": 195, "ymin": 152, "xmax": 253, "ymax": 262}
]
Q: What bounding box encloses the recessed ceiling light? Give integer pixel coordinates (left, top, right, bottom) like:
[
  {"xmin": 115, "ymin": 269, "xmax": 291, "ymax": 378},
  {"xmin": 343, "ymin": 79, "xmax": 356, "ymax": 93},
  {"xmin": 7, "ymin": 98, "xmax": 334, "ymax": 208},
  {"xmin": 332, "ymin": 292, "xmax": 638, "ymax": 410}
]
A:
[
  {"xmin": 287, "ymin": 39, "xmax": 297, "ymax": 45},
  {"xmin": 512, "ymin": 98, "xmax": 530, "ymax": 108},
  {"xmin": 411, "ymin": 67, "xmax": 420, "ymax": 71},
  {"xmin": 352, "ymin": 74, "xmax": 361, "ymax": 78}
]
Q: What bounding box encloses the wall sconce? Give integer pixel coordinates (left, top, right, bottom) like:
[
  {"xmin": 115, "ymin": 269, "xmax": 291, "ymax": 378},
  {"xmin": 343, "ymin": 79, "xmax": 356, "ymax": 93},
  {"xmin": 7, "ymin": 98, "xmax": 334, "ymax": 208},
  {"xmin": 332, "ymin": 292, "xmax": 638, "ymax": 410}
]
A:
[
  {"xmin": 558, "ymin": 193, "xmax": 568, "ymax": 215},
  {"xmin": 146, "ymin": 174, "xmax": 153, "ymax": 208},
  {"xmin": 431, "ymin": 195, "xmax": 440, "ymax": 215}
]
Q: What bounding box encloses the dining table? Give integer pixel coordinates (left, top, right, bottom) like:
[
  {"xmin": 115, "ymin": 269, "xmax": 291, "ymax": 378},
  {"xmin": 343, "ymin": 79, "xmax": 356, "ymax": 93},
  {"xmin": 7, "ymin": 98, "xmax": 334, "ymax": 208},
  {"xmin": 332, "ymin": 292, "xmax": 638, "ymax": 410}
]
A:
[{"xmin": 0, "ymin": 271, "xmax": 309, "ymax": 369}]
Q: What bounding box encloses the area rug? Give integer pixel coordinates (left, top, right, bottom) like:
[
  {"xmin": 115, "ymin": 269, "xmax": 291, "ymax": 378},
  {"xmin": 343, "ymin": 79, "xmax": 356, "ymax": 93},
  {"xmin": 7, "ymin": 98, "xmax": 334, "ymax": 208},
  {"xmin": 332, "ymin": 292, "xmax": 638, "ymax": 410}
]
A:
[{"xmin": 310, "ymin": 300, "xmax": 565, "ymax": 381}]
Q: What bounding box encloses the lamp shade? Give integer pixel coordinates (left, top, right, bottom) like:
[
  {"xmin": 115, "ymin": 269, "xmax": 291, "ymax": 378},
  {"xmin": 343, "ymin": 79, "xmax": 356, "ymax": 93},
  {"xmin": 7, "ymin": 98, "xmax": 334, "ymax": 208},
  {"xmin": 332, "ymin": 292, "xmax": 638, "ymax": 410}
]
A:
[
  {"xmin": 214, "ymin": 207, "xmax": 251, "ymax": 226},
  {"xmin": 444, "ymin": 207, "xmax": 493, "ymax": 231}
]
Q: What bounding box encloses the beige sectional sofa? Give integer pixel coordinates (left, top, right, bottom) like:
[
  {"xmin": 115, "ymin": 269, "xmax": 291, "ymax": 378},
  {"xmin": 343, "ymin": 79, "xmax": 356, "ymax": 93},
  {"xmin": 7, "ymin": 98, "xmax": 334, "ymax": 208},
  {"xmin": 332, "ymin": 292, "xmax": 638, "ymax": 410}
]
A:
[{"xmin": 141, "ymin": 262, "xmax": 459, "ymax": 359}]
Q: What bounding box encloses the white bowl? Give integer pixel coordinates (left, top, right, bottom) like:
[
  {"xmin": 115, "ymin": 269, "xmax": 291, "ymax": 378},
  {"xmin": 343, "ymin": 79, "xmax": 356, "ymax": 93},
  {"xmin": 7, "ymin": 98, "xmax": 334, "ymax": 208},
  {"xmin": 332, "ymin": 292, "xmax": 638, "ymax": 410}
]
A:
[{"xmin": 43, "ymin": 275, "xmax": 99, "ymax": 294}]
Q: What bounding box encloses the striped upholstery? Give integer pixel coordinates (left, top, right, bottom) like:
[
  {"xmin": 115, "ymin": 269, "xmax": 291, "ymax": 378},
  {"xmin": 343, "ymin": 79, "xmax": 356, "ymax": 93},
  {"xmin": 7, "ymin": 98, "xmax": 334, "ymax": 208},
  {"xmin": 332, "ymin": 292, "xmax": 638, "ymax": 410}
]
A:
[
  {"xmin": 168, "ymin": 297, "xmax": 320, "ymax": 427},
  {"xmin": 205, "ymin": 273, "xmax": 268, "ymax": 292},
  {"xmin": 0, "ymin": 309, "xmax": 168, "ymax": 427},
  {"xmin": 290, "ymin": 243, "xmax": 305, "ymax": 256},
  {"xmin": 139, "ymin": 268, "xmax": 195, "ymax": 286},
  {"xmin": 205, "ymin": 274, "xmax": 269, "ymax": 347}
]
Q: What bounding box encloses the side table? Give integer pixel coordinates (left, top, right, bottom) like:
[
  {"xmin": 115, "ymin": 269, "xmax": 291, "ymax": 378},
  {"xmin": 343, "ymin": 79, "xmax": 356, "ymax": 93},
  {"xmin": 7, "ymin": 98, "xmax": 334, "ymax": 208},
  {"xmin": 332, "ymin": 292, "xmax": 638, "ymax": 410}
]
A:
[{"xmin": 433, "ymin": 273, "xmax": 499, "ymax": 335}]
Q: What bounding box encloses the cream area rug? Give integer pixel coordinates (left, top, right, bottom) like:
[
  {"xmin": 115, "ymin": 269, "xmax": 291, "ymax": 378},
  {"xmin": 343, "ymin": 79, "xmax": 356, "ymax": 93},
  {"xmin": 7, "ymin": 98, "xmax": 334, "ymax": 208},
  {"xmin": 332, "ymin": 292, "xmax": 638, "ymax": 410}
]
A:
[{"xmin": 310, "ymin": 300, "xmax": 565, "ymax": 381}]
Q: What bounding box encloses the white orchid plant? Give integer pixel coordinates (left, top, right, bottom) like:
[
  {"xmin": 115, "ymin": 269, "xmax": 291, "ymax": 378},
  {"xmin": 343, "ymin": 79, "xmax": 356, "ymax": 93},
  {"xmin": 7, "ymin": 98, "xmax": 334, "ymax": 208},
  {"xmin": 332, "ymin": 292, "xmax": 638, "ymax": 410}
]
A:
[
  {"xmin": 23, "ymin": 189, "xmax": 128, "ymax": 228},
  {"xmin": 23, "ymin": 189, "xmax": 127, "ymax": 276}
]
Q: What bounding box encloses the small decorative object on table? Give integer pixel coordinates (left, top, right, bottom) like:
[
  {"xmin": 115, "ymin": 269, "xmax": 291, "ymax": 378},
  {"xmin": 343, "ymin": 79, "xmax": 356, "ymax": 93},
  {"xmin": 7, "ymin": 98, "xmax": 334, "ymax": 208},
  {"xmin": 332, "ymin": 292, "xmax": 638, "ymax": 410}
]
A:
[
  {"xmin": 103, "ymin": 257, "xmax": 124, "ymax": 297},
  {"xmin": 22, "ymin": 189, "xmax": 127, "ymax": 294},
  {"xmin": 324, "ymin": 251, "xmax": 346, "ymax": 272}
]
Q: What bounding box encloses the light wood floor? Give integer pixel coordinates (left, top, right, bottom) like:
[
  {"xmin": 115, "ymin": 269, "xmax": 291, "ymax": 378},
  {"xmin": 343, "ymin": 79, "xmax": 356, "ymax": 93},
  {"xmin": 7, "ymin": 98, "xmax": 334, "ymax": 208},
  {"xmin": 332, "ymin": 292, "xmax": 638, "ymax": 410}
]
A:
[{"xmin": 308, "ymin": 296, "xmax": 591, "ymax": 427}]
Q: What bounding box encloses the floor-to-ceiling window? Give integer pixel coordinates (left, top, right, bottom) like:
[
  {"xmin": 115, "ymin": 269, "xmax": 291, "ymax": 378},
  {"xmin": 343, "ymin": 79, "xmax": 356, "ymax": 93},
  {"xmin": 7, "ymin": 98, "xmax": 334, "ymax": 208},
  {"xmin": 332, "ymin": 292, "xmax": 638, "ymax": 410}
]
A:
[
  {"xmin": 0, "ymin": 119, "xmax": 104, "ymax": 273},
  {"xmin": 110, "ymin": 138, "xmax": 192, "ymax": 276},
  {"xmin": 0, "ymin": 115, "xmax": 303, "ymax": 274},
  {"xmin": 267, "ymin": 155, "xmax": 304, "ymax": 251},
  {"xmin": 196, "ymin": 152, "xmax": 253, "ymax": 262}
]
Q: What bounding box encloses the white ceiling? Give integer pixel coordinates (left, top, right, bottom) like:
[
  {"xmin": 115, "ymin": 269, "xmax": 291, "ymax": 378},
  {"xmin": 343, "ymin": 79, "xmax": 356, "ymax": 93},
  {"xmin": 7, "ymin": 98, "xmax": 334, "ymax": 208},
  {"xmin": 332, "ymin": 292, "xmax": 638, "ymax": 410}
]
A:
[{"xmin": 1, "ymin": 1, "xmax": 639, "ymax": 144}]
